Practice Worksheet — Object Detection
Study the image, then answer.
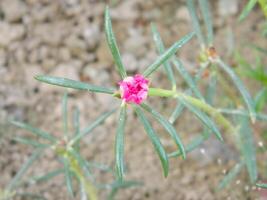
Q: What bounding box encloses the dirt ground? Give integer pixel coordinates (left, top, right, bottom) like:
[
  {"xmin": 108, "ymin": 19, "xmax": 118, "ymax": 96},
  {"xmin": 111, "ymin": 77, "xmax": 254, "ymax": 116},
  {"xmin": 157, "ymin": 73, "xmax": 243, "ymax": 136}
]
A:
[{"xmin": 0, "ymin": 0, "xmax": 266, "ymax": 199}]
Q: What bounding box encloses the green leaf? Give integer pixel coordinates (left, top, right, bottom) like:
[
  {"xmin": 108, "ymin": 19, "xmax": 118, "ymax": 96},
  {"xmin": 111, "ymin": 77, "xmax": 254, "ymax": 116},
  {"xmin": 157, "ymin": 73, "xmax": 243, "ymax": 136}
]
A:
[
  {"xmin": 186, "ymin": 0, "xmax": 205, "ymax": 44},
  {"xmin": 169, "ymin": 130, "xmax": 210, "ymax": 158},
  {"xmin": 198, "ymin": 0, "xmax": 213, "ymax": 45},
  {"xmin": 86, "ymin": 162, "xmax": 113, "ymax": 173},
  {"xmin": 68, "ymin": 148, "xmax": 94, "ymax": 182},
  {"xmin": 176, "ymin": 73, "xmax": 216, "ymax": 158},
  {"xmin": 172, "ymin": 58, "xmax": 204, "ymax": 101},
  {"xmin": 238, "ymin": 116, "xmax": 258, "ymax": 183},
  {"xmin": 140, "ymin": 103, "xmax": 186, "ymax": 159},
  {"xmin": 71, "ymin": 108, "xmax": 116, "ymax": 145},
  {"xmin": 35, "ymin": 75, "xmax": 115, "ymax": 94},
  {"xmin": 13, "ymin": 137, "xmax": 49, "ymax": 148},
  {"xmin": 169, "ymin": 100, "xmax": 185, "ymax": 124},
  {"xmin": 256, "ymin": 183, "xmax": 267, "ymax": 189},
  {"xmin": 239, "ymin": 0, "xmax": 258, "ymax": 21},
  {"xmin": 7, "ymin": 149, "xmax": 43, "ymax": 191},
  {"xmin": 73, "ymin": 106, "xmax": 80, "ymax": 151},
  {"xmin": 10, "ymin": 121, "xmax": 56, "ymax": 142},
  {"xmin": 216, "ymin": 59, "xmax": 256, "ymax": 122},
  {"xmin": 205, "ymin": 72, "xmax": 217, "ymax": 105},
  {"xmin": 143, "ymin": 32, "xmax": 195, "ymax": 77},
  {"xmin": 169, "ymin": 65, "xmax": 208, "ymax": 124},
  {"xmin": 108, "ymin": 180, "xmax": 142, "ymax": 200},
  {"xmin": 62, "ymin": 158, "xmax": 74, "ymax": 198},
  {"xmin": 134, "ymin": 106, "xmax": 169, "ymax": 177},
  {"xmin": 255, "ymin": 88, "xmax": 267, "ymax": 112},
  {"xmin": 218, "ymin": 161, "xmax": 244, "ymax": 190},
  {"xmin": 104, "ymin": 6, "xmax": 127, "ymax": 78},
  {"xmin": 62, "ymin": 91, "xmax": 68, "ymax": 138},
  {"xmin": 177, "ymin": 96, "xmax": 223, "ymax": 141},
  {"xmin": 110, "ymin": 180, "xmax": 142, "ymax": 190},
  {"xmin": 115, "ymin": 105, "xmax": 127, "ymax": 180},
  {"xmin": 218, "ymin": 108, "xmax": 267, "ymax": 121},
  {"xmin": 30, "ymin": 169, "xmax": 64, "ymax": 183},
  {"xmin": 150, "ymin": 23, "xmax": 176, "ymax": 88}
]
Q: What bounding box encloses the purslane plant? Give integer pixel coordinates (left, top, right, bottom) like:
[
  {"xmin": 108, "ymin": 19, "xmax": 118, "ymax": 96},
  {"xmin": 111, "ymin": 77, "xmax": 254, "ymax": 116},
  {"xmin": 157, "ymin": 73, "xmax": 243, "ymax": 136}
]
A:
[
  {"xmin": 35, "ymin": 6, "xmax": 192, "ymax": 180},
  {"xmin": 9, "ymin": 92, "xmax": 99, "ymax": 200},
  {"xmin": 7, "ymin": 92, "xmax": 141, "ymax": 200},
  {"xmin": 182, "ymin": 0, "xmax": 267, "ymax": 190},
  {"xmin": 34, "ymin": 6, "xmax": 236, "ymax": 182},
  {"xmin": 7, "ymin": 1, "xmax": 267, "ymax": 198}
]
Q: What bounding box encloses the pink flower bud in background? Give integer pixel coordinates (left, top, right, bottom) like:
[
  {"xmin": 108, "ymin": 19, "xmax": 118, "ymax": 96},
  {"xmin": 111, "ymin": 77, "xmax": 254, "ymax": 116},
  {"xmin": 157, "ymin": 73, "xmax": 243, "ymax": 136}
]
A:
[{"xmin": 118, "ymin": 74, "xmax": 149, "ymax": 104}]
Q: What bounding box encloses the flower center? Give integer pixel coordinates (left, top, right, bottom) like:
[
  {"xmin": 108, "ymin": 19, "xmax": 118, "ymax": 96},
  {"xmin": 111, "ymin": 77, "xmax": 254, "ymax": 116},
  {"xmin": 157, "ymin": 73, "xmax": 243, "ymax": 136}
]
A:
[{"xmin": 118, "ymin": 74, "xmax": 149, "ymax": 104}]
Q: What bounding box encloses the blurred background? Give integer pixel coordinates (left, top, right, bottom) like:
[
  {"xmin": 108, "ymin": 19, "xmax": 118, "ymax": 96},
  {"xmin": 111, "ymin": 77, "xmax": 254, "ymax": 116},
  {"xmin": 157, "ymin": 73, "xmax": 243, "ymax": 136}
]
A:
[{"xmin": 0, "ymin": 0, "xmax": 267, "ymax": 199}]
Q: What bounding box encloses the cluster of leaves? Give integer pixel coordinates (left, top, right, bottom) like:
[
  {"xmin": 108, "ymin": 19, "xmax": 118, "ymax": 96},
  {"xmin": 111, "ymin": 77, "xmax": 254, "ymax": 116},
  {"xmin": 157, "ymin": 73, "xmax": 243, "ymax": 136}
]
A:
[
  {"xmin": 184, "ymin": 0, "xmax": 267, "ymax": 191},
  {"xmin": 4, "ymin": 0, "xmax": 267, "ymax": 199},
  {"xmin": 239, "ymin": 0, "xmax": 267, "ymax": 21},
  {"xmin": 234, "ymin": 51, "xmax": 267, "ymax": 112},
  {"xmin": 3, "ymin": 92, "xmax": 141, "ymax": 200}
]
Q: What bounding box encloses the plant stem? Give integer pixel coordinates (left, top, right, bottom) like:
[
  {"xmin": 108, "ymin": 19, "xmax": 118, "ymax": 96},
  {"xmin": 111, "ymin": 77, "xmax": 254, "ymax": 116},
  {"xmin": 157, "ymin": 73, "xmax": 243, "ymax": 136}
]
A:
[
  {"xmin": 148, "ymin": 88, "xmax": 236, "ymax": 134},
  {"xmin": 68, "ymin": 154, "xmax": 98, "ymax": 200},
  {"xmin": 55, "ymin": 147, "xmax": 98, "ymax": 200}
]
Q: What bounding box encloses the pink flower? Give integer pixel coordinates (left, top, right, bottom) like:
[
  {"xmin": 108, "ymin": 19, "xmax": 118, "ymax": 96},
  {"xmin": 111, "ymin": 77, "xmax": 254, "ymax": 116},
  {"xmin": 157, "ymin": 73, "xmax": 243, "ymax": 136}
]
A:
[{"xmin": 118, "ymin": 74, "xmax": 149, "ymax": 104}]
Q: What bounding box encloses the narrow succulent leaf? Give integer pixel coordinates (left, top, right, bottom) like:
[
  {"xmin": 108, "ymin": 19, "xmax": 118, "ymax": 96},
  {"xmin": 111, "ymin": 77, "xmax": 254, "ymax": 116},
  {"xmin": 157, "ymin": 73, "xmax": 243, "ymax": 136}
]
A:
[
  {"xmin": 172, "ymin": 58, "xmax": 204, "ymax": 101},
  {"xmin": 150, "ymin": 23, "xmax": 176, "ymax": 87},
  {"xmin": 62, "ymin": 91, "xmax": 68, "ymax": 138},
  {"xmin": 169, "ymin": 130, "xmax": 210, "ymax": 158},
  {"xmin": 255, "ymin": 88, "xmax": 267, "ymax": 112},
  {"xmin": 198, "ymin": 0, "xmax": 213, "ymax": 45},
  {"xmin": 115, "ymin": 105, "xmax": 127, "ymax": 180},
  {"xmin": 238, "ymin": 116, "xmax": 258, "ymax": 183},
  {"xmin": 108, "ymin": 181, "xmax": 143, "ymax": 200},
  {"xmin": 238, "ymin": 0, "xmax": 258, "ymax": 21},
  {"xmin": 10, "ymin": 120, "xmax": 56, "ymax": 142},
  {"xmin": 7, "ymin": 149, "xmax": 43, "ymax": 191},
  {"xmin": 110, "ymin": 180, "xmax": 142, "ymax": 189},
  {"xmin": 168, "ymin": 73, "xmax": 216, "ymax": 157},
  {"xmin": 143, "ymin": 32, "xmax": 195, "ymax": 77},
  {"xmin": 13, "ymin": 137, "xmax": 49, "ymax": 148},
  {"xmin": 71, "ymin": 108, "xmax": 116, "ymax": 144},
  {"xmin": 218, "ymin": 162, "xmax": 244, "ymax": 190},
  {"xmin": 169, "ymin": 100, "xmax": 185, "ymax": 124},
  {"xmin": 258, "ymin": 0, "xmax": 267, "ymax": 18},
  {"xmin": 186, "ymin": 0, "xmax": 205, "ymax": 44},
  {"xmin": 206, "ymin": 72, "xmax": 217, "ymax": 105},
  {"xmin": 35, "ymin": 75, "xmax": 114, "ymax": 94},
  {"xmin": 218, "ymin": 108, "xmax": 267, "ymax": 121},
  {"xmin": 104, "ymin": 6, "xmax": 127, "ymax": 78},
  {"xmin": 141, "ymin": 103, "xmax": 186, "ymax": 159},
  {"xmin": 31, "ymin": 169, "xmax": 64, "ymax": 183},
  {"xmin": 86, "ymin": 162, "xmax": 113, "ymax": 173},
  {"xmin": 216, "ymin": 59, "xmax": 256, "ymax": 122},
  {"xmin": 62, "ymin": 158, "xmax": 74, "ymax": 198},
  {"xmin": 169, "ymin": 65, "xmax": 208, "ymax": 124},
  {"xmin": 108, "ymin": 180, "xmax": 142, "ymax": 200},
  {"xmin": 256, "ymin": 183, "xmax": 267, "ymax": 189},
  {"xmin": 177, "ymin": 96, "xmax": 223, "ymax": 141},
  {"xmin": 73, "ymin": 107, "xmax": 80, "ymax": 152},
  {"xmin": 68, "ymin": 149, "xmax": 94, "ymax": 182},
  {"xmin": 134, "ymin": 106, "xmax": 169, "ymax": 177}
]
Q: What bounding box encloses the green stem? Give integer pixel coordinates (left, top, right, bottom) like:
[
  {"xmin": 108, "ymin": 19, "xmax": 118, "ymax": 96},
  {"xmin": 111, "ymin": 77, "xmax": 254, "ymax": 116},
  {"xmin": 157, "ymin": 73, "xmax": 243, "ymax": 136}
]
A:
[
  {"xmin": 56, "ymin": 147, "xmax": 98, "ymax": 200},
  {"xmin": 148, "ymin": 88, "xmax": 176, "ymax": 97},
  {"xmin": 68, "ymin": 154, "xmax": 98, "ymax": 200},
  {"xmin": 148, "ymin": 88, "xmax": 236, "ymax": 134}
]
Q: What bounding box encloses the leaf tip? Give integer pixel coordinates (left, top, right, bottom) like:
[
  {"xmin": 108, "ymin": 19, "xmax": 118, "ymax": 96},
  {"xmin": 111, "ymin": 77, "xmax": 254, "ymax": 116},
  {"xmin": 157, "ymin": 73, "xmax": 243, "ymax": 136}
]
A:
[{"xmin": 34, "ymin": 75, "xmax": 43, "ymax": 81}]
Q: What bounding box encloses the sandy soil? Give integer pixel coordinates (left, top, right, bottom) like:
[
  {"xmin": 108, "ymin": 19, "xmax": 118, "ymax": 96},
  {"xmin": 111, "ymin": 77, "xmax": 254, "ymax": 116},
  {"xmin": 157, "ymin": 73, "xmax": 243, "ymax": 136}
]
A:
[{"xmin": 0, "ymin": 0, "xmax": 266, "ymax": 199}]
